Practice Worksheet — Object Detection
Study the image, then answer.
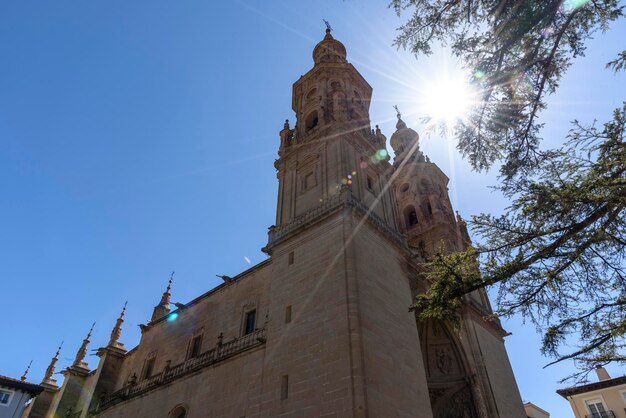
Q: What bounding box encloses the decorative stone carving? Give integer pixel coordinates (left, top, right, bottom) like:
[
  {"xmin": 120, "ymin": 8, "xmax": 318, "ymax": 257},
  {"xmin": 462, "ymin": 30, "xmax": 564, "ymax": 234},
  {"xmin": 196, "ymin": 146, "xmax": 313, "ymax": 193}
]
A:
[{"xmin": 435, "ymin": 347, "xmax": 453, "ymax": 375}]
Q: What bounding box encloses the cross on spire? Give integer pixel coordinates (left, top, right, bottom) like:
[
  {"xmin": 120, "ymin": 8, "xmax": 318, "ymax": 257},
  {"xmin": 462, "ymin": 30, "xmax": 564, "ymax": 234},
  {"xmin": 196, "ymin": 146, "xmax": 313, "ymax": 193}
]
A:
[{"xmin": 323, "ymin": 19, "xmax": 332, "ymax": 33}]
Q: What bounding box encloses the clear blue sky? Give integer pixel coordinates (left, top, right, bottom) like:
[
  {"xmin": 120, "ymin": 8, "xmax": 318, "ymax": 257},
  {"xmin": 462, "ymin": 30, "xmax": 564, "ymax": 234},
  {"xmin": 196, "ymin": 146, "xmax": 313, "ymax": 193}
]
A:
[{"xmin": 1, "ymin": 1, "xmax": 625, "ymax": 417}]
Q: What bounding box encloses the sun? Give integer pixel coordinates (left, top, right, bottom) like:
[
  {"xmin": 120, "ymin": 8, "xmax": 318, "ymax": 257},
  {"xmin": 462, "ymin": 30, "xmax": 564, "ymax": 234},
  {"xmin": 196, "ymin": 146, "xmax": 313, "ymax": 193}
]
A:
[{"xmin": 423, "ymin": 74, "xmax": 476, "ymax": 125}]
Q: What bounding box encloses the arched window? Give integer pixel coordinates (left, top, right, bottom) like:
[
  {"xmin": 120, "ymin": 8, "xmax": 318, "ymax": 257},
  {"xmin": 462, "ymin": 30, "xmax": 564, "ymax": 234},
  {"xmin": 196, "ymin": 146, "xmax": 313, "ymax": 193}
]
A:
[
  {"xmin": 169, "ymin": 405, "xmax": 187, "ymax": 418},
  {"xmin": 404, "ymin": 205, "xmax": 418, "ymax": 228},
  {"xmin": 305, "ymin": 110, "xmax": 319, "ymax": 132}
]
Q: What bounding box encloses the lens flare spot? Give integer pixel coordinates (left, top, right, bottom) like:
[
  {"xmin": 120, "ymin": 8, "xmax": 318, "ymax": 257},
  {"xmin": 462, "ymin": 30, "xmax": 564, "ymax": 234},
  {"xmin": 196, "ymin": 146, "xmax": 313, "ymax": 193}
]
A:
[
  {"xmin": 352, "ymin": 171, "xmax": 357, "ymax": 176},
  {"xmin": 341, "ymin": 178, "xmax": 348, "ymax": 185},
  {"xmin": 541, "ymin": 27, "xmax": 555, "ymax": 38},
  {"xmin": 359, "ymin": 161, "xmax": 368, "ymax": 169},
  {"xmin": 244, "ymin": 256, "xmax": 251, "ymax": 264},
  {"xmin": 167, "ymin": 312, "xmax": 179, "ymax": 322},
  {"xmin": 375, "ymin": 149, "xmax": 388, "ymax": 161},
  {"xmin": 474, "ymin": 70, "xmax": 485, "ymax": 79},
  {"xmin": 563, "ymin": 0, "xmax": 589, "ymax": 10}
]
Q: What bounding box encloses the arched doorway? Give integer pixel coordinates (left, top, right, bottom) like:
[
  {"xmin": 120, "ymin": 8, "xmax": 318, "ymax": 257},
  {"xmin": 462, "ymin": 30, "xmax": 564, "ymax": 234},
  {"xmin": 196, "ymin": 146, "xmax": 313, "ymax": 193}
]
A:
[{"xmin": 419, "ymin": 319, "xmax": 479, "ymax": 418}]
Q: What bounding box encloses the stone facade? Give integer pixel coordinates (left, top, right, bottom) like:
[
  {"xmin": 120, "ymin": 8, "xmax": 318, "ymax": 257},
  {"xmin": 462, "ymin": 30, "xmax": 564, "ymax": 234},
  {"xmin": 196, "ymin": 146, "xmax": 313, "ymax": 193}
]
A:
[{"xmin": 25, "ymin": 28, "xmax": 526, "ymax": 418}]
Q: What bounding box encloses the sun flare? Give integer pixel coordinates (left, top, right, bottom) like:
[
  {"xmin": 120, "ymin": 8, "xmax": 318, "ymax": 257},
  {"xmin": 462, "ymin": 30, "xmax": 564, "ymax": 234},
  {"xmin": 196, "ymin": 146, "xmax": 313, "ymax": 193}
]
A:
[{"xmin": 423, "ymin": 75, "xmax": 476, "ymax": 125}]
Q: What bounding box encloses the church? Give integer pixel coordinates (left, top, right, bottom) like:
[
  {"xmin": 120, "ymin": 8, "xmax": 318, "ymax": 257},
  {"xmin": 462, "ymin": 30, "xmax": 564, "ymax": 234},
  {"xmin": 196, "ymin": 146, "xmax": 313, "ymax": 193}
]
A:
[{"xmin": 24, "ymin": 27, "xmax": 526, "ymax": 418}]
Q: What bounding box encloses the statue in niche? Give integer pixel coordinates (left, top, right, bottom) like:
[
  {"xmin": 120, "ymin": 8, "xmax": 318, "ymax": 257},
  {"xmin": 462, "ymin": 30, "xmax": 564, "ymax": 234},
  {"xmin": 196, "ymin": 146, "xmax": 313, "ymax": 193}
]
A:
[{"xmin": 435, "ymin": 347, "xmax": 452, "ymax": 375}]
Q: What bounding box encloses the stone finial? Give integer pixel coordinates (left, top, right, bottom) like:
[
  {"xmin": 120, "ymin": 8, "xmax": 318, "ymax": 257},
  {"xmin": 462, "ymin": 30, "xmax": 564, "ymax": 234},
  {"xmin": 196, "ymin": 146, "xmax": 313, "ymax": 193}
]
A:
[
  {"xmin": 21, "ymin": 360, "xmax": 32, "ymax": 381},
  {"xmin": 160, "ymin": 272, "xmax": 174, "ymax": 306},
  {"xmin": 72, "ymin": 322, "xmax": 95, "ymax": 370},
  {"xmin": 394, "ymin": 105, "xmax": 407, "ymax": 130},
  {"xmin": 108, "ymin": 302, "xmax": 127, "ymax": 349},
  {"xmin": 42, "ymin": 342, "xmax": 63, "ymax": 385},
  {"xmin": 283, "ymin": 119, "xmax": 290, "ymax": 130},
  {"xmin": 151, "ymin": 272, "xmax": 174, "ymax": 322}
]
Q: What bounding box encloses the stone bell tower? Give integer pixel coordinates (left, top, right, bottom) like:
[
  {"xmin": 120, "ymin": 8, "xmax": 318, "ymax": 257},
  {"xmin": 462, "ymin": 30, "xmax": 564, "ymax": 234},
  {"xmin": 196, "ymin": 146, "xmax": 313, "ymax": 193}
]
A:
[
  {"xmin": 272, "ymin": 26, "xmax": 399, "ymax": 234},
  {"xmin": 263, "ymin": 26, "xmax": 526, "ymax": 418},
  {"xmin": 264, "ymin": 26, "xmax": 434, "ymax": 418}
]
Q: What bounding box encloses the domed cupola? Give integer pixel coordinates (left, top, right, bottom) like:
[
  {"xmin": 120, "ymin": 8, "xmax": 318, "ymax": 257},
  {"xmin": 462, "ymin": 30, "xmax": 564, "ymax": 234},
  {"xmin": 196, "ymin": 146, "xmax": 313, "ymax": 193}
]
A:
[
  {"xmin": 313, "ymin": 27, "xmax": 347, "ymax": 64},
  {"xmin": 390, "ymin": 107, "xmax": 424, "ymax": 166}
]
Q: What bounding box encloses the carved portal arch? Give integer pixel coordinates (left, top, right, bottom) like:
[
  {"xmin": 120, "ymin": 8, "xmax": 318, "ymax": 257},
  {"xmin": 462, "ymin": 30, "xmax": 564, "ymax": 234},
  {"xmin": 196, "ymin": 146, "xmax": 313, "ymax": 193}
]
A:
[{"xmin": 419, "ymin": 319, "xmax": 479, "ymax": 418}]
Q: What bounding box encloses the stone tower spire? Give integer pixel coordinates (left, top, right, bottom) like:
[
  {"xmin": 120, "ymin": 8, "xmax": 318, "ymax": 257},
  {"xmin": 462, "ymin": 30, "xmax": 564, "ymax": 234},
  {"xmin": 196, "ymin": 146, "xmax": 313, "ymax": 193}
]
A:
[
  {"xmin": 390, "ymin": 106, "xmax": 424, "ymax": 167},
  {"xmin": 71, "ymin": 322, "xmax": 95, "ymax": 372},
  {"xmin": 42, "ymin": 342, "xmax": 63, "ymax": 386},
  {"xmin": 266, "ymin": 25, "xmax": 401, "ymax": 245},
  {"xmin": 390, "ymin": 112, "xmax": 458, "ymax": 258},
  {"xmin": 108, "ymin": 302, "xmax": 127, "ymax": 349},
  {"xmin": 151, "ymin": 272, "xmax": 173, "ymax": 322},
  {"xmin": 20, "ymin": 360, "xmax": 32, "ymax": 381}
]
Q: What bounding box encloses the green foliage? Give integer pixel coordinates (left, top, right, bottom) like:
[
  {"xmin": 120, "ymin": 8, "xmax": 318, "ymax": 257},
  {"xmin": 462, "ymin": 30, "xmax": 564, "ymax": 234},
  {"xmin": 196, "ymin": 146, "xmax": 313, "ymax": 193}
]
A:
[
  {"xmin": 607, "ymin": 50, "xmax": 626, "ymax": 71},
  {"xmin": 414, "ymin": 248, "xmax": 483, "ymax": 328},
  {"xmin": 391, "ymin": 0, "xmax": 626, "ymax": 380}
]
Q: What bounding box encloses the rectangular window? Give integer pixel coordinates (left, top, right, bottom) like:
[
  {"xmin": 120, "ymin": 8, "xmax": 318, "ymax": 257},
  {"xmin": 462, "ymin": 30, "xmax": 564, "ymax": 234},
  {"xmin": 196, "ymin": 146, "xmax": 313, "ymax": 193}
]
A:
[
  {"xmin": 142, "ymin": 357, "xmax": 156, "ymax": 379},
  {"xmin": 288, "ymin": 251, "xmax": 294, "ymax": 265},
  {"xmin": 281, "ymin": 375, "xmax": 289, "ymax": 400},
  {"xmin": 285, "ymin": 305, "xmax": 292, "ymax": 323},
  {"xmin": 244, "ymin": 310, "xmax": 257, "ymax": 335},
  {"xmin": 0, "ymin": 389, "xmax": 12, "ymax": 405},
  {"xmin": 188, "ymin": 335, "xmax": 203, "ymax": 359},
  {"xmin": 585, "ymin": 398, "xmax": 608, "ymax": 417}
]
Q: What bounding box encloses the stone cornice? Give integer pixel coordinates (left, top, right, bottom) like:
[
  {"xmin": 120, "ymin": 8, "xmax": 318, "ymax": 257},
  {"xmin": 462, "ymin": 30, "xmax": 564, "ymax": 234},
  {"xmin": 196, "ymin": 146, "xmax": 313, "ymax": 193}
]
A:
[
  {"xmin": 97, "ymin": 328, "xmax": 267, "ymax": 414},
  {"xmin": 278, "ymin": 123, "xmax": 378, "ymax": 161},
  {"xmin": 557, "ymin": 375, "xmax": 626, "ymax": 398},
  {"xmin": 263, "ymin": 186, "xmax": 406, "ymax": 254},
  {"xmin": 0, "ymin": 375, "xmax": 44, "ymax": 396}
]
